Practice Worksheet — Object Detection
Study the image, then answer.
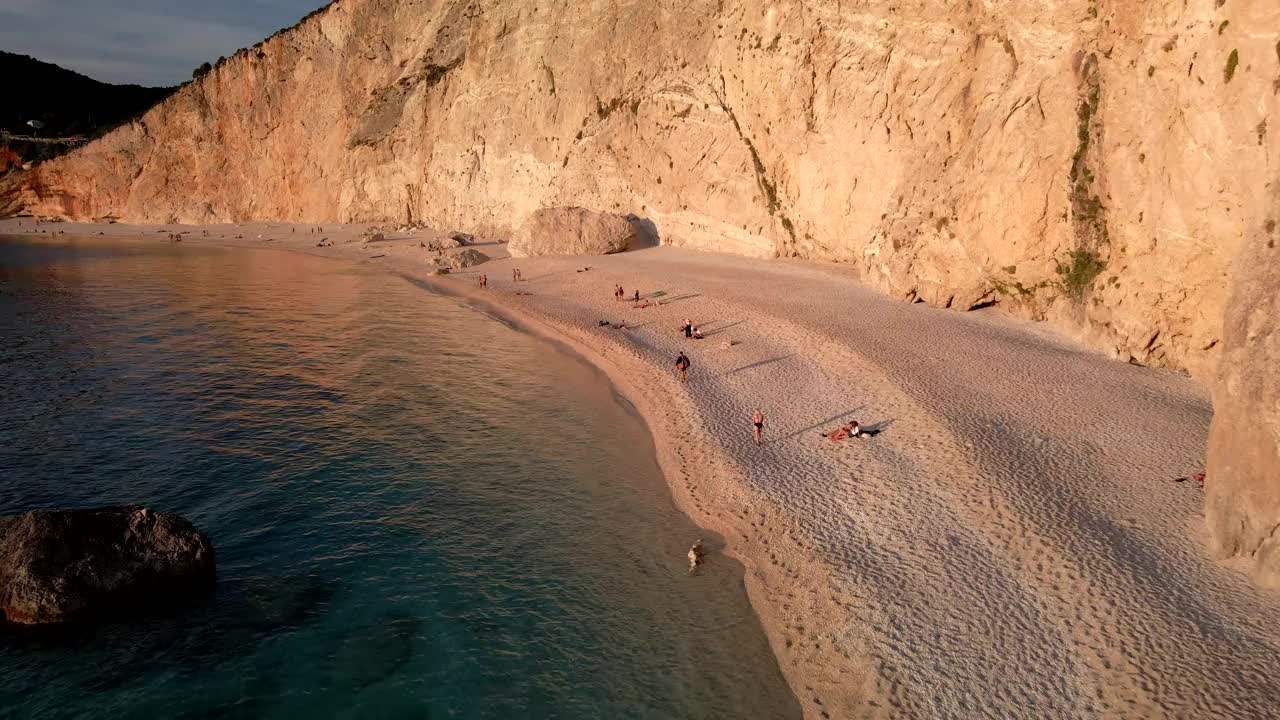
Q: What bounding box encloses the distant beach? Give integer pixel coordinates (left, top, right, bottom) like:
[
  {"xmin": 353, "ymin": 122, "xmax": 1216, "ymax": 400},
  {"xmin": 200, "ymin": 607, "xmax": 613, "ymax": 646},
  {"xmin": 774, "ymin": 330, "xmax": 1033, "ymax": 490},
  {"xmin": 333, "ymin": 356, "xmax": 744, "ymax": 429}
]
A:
[{"xmin": 6, "ymin": 218, "xmax": 1280, "ymax": 719}]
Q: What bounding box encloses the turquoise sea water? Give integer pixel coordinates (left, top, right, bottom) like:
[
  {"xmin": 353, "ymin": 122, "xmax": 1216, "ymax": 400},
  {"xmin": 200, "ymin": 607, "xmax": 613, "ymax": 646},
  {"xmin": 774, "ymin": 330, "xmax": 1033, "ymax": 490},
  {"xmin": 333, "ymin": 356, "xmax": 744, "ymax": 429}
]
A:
[{"xmin": 0, "ymin": 237, "xmax": 798, "ymax": 719}]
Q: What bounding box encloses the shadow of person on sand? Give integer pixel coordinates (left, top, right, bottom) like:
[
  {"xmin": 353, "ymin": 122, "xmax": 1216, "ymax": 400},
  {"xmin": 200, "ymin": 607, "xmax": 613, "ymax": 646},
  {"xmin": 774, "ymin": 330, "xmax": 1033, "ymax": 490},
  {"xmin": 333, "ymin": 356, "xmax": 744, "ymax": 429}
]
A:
[
  {"xmin": 704, "ymin": 320, "xmax": 744, "ymax": 336},
  {"xmin": 524, "ymin": 269, "xmax": 577, "ymax": 283},
  {"xmin": 726, "ymin": 354, "xmax": 794, "ymax": 376},
  {"xmin": 860, "ymin": 419, "xmax": 895, "ymax": 437}
]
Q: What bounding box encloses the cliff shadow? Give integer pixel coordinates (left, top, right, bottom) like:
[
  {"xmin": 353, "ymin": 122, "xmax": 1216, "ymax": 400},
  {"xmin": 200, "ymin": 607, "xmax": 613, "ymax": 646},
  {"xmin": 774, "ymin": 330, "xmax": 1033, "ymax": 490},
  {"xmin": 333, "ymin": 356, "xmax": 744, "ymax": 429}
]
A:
[{"xmin": 625, "ymin": 215, "xmax": 659, "ymax": 250}]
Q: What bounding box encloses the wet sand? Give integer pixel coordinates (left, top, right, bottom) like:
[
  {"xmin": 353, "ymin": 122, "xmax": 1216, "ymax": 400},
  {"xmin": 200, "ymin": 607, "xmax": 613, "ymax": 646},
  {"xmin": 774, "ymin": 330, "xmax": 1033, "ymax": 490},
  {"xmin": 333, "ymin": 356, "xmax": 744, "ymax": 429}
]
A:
[{"xmin": 7, "ymin": 218, "xmax": 1280, "ymax": 719}]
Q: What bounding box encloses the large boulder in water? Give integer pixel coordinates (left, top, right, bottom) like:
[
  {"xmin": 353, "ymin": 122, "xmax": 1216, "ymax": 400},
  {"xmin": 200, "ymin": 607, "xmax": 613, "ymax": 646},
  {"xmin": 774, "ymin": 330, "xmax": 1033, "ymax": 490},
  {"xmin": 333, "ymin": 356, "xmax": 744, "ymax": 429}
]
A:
[
  {"xmin": 509, "ymin": 206, "xmax": 636, "ymax": 257},
  {"xmin": 0, "ymin": 506, "xmax": 216, "ymax": 624},
  {"xmin": 1205, "ymin": 195, "xmax": 1280, "ymax": 588}
]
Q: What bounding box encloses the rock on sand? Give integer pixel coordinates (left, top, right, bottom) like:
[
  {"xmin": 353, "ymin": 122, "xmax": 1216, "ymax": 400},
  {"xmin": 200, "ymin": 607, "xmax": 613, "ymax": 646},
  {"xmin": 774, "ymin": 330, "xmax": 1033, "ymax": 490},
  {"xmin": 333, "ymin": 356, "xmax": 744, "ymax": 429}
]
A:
[
  {"xmin": 446, "ymin": 248, "xmax": 490, "ymax": 269},
  {"xmin": 509, "ymin": 206, "xmax": 635, "ymax": 257}
]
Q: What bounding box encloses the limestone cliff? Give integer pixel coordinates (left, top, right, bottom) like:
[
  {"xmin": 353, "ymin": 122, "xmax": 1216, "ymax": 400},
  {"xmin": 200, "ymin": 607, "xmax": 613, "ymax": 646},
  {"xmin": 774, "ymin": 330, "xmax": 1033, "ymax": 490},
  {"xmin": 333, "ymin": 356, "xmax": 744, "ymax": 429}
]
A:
[
  {"xmin": 1205, "ymin": 176, "xmax": 1280, "ymax": 587},
  {"xmin": 3, "ymin": 0, "xmax": 1277, "ymax": 380}
]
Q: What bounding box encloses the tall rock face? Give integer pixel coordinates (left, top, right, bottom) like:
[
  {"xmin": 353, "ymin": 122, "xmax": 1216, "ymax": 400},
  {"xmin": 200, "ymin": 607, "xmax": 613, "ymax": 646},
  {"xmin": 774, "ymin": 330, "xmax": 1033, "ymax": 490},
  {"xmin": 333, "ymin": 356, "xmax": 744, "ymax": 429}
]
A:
[
  {"xmin": 1205, "ymin": 178, "xmax": 1280, "ymax": 587},
  {"xmin": 3, "ymin": 0, "xmax": 1276, "ymax": 379}
]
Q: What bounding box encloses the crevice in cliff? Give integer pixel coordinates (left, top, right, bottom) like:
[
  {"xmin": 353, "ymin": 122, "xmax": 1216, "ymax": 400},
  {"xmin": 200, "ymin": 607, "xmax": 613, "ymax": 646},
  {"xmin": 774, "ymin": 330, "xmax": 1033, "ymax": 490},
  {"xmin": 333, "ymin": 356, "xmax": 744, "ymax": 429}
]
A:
[
  {"xmin": 540, "ymin": 59, "xmax": 556, "ymax": 96},
  {"xmin": 714, "ymin": 74, "xmax": 797, "ymax": 254},
  {"xmin": 1258, "ymin": 523, "xmax": 1280, "ymax": 559}
]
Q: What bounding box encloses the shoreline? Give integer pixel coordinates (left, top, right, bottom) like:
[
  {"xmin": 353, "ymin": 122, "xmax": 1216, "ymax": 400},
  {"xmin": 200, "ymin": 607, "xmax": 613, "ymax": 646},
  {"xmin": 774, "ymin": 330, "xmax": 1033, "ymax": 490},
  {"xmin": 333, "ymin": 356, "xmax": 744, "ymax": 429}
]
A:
[
  {"xmin": 3, "ymin": 223, "xmax": 834, "ymax": 712},
  {"xmin": 402, "ymin": 262, "xmax": 848, "ymax": 714},
  {"xmin": 6, "ymin": 220, "xmax": 1280, "ymax": 718}
]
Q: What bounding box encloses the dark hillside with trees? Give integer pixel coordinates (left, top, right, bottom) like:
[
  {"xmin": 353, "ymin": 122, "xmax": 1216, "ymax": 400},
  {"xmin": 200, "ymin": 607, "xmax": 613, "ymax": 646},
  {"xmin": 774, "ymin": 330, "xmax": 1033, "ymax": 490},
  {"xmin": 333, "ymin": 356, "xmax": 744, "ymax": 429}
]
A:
[{"xmin": 0, "ymin": 51, "xmax": 176, "ymax": 169}]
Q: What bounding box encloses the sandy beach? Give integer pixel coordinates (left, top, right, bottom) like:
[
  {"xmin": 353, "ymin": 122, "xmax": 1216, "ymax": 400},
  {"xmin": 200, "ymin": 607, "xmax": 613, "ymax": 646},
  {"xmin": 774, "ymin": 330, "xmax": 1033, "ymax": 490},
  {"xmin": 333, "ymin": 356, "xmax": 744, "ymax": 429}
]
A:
[{"xmin": 7, "ymin": 219, "xmax": 1280, "ymax": 719}]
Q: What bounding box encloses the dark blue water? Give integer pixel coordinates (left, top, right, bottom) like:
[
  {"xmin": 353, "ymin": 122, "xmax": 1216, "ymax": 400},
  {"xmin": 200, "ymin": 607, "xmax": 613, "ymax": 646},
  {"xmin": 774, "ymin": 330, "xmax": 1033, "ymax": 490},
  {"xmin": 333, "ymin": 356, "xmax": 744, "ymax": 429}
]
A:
[{"xmin": 0, "ymin": 237, "xmax": 799, "ymax": 719}]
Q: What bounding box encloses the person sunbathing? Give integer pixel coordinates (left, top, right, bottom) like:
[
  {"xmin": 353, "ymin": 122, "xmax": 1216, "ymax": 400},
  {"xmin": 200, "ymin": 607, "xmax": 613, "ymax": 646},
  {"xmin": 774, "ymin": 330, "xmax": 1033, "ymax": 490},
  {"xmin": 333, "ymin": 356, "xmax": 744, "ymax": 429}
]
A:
[
  {"xmin": 824, "ymin": 420, "xmax": 862, "ymax": 441},
  {"xmin": 692, "ymin": 326, "xmax": 705, "ymax": 339}
]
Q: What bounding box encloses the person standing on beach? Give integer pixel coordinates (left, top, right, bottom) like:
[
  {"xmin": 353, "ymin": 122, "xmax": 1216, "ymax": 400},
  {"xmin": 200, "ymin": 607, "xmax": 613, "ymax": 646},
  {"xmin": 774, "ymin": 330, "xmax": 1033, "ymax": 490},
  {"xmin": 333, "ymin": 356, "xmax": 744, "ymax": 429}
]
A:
[
  {"xmin": 634, "ymin": 290, "xmax": 641, "ymax": 303},
  {"xmin": 681, "ymin": 319, "xmax": 693, "ymax": 338},
  {"xmin": 752, "ymin": 409, "xmax": 765, "ymax": 446},
  {"xmin": 675, "ymin": 353, "xmax": 691, "ymax": 382}
]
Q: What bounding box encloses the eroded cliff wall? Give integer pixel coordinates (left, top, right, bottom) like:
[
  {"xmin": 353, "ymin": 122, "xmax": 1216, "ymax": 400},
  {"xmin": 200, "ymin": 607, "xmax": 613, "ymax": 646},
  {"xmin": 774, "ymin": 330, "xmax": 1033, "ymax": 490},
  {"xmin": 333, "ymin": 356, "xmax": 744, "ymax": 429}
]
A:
[
  {"xmin": 1205, "ymin": 172, "xmax": 1280, "ymax": 587},
  {"xmin": 6, "ymin": 0, "xmax": 1277, "ymax": 379}
]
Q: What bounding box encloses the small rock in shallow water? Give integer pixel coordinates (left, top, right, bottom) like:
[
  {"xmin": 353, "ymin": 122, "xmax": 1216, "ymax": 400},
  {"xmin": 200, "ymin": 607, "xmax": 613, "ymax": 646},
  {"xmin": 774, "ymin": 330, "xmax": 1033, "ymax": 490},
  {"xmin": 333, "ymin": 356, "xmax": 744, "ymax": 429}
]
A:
[
  {"xmin": 242, "ymin": 574, "xmax": 337, "ymax": 631},
  {"xmin": 325, "ymin": 613, "xmax": 420, "ymax": 691}
]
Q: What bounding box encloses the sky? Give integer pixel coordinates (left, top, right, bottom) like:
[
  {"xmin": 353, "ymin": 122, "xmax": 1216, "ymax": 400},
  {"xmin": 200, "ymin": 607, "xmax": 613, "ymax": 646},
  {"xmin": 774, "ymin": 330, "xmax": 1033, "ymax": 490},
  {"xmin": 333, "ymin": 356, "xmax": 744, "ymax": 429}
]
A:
[{"xmin": 0, "ymin": 0, "xmax": 329, "ymax": 87}]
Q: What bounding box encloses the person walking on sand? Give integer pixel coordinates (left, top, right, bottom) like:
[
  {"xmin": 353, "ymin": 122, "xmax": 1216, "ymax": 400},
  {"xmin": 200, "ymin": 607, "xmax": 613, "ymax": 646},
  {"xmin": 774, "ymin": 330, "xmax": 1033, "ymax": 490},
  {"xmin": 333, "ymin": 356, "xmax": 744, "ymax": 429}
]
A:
[
  {"xmin": 752, "ymin": 409, "xmax": 765, "ymax": 446},
  {"xmin": 675, "ymin": 352, "xmax": 691, "ymax": 382}
]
